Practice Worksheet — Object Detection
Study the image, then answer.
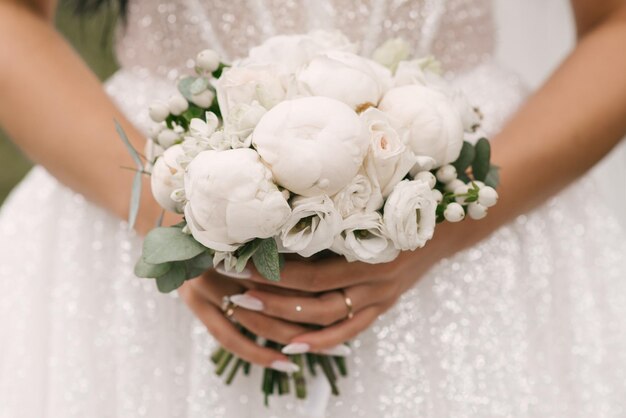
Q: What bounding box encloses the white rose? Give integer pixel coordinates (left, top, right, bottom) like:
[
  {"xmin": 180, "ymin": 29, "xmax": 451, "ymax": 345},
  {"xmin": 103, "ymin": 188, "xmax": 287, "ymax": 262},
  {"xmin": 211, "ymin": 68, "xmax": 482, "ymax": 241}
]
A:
[
  {"xmin": 332, "ymin": 173, "xmax": 376, "ymax": 218},
  {"xmin": 332, "ymin": 212, "xmax": 399, "ymax": 264},
  {"xmin": 383, "ymin": 179, "xmax": 437, "ymax": 251},
  {"xmin": 184, "ymin": 148, "xmax": 291, "ymax": 251},
  {"xmin": 215, "ymin": 66, "xmax": 285, "ymax": 119},
  {"xmin": 372, "ymin": 38, "xmax": 411, "ymax": 72},
  {"xmin": 394, "ymin": 57, "xmax": 443, "ymax": 87},
  {"xmin": 379, "ymin": 84, "xmax": 464, "ymax": 168},
  {"xmin": 252, "ymin": 96, "xmax": 370, "ymax": 197},
  {"xmin": 151, "ymin": 144, "xmax": 186, "ymax": 213},
  {"xmin": 245, "ymin": 30, "xmax": 356, "ymax": 74},
  {"xmin": 279, "ymin": 195, "xmax": 342, "ymax": 257},
  {"xmin": 223, "ymin": 102, "xmax": 266, "ymax": 148},
  {"xmin": 297, "ymin": 51, "xmax": 392, "ymax": 109},
  {"xmin": 361, "ymin": 108, "xmax": 416, "ymax": 205}
]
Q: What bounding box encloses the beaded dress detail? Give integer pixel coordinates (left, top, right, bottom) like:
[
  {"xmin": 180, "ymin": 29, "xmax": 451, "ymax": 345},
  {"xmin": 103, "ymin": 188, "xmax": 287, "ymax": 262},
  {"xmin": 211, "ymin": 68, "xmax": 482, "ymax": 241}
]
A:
[{"xmin": 1, "ymin": 1, "xmax": 626, "ymax": 417}]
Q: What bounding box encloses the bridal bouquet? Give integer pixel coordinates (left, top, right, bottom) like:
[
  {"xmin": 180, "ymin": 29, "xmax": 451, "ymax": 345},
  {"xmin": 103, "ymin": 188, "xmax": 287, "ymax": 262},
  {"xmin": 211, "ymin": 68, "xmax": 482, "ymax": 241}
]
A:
[{"xmin": 119, "ymin": 30, "xmax": 499, "ymax": 404}]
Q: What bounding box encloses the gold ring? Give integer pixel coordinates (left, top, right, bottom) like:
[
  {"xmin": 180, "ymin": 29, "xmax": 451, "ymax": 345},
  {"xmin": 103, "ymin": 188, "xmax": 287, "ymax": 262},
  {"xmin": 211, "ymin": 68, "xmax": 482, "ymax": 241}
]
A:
[
  {"xmin": 221, "ymin": 296, "xmax": 238, "ymax": 322},
  {"xmin": 339, "ymin": 289, "xmax": 354, "ymax": 320}
]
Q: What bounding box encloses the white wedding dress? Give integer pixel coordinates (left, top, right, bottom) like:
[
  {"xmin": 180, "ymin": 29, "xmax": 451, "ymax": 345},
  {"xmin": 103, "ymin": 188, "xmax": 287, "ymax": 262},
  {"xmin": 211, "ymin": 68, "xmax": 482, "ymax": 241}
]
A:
[{"xmin": 2, "ymin": 1, "xmax": 626, "ymax": 417}]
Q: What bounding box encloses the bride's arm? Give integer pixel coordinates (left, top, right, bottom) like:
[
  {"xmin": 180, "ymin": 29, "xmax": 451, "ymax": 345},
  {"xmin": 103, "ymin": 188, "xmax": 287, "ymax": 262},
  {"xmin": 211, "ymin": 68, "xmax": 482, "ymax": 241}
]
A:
[
  {"xmin": 234, "ymin": 0, "xmax": 626, "ymax": 352},
  {"xmin": 0, "ymin": 0, "xmax": 163, "ymax": 233}
]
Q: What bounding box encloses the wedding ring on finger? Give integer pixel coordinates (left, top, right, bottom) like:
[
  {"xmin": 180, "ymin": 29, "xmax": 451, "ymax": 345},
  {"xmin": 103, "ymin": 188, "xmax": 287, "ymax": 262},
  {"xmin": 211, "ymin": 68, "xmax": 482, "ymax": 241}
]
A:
[
  {"xmin": 339, "ymin": 288, "xmax": 354, "ymax": 320},
  {"xmin": 221, "ymin": 295, "xmax": 238, "ymax": 323}
]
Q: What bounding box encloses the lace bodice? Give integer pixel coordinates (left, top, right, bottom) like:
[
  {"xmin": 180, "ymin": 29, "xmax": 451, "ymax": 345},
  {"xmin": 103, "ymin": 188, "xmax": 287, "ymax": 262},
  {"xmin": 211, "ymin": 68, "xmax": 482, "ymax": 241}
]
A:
[{"xmin": 116, "ymin": 0, "xmax": 494, "ymax": 80}]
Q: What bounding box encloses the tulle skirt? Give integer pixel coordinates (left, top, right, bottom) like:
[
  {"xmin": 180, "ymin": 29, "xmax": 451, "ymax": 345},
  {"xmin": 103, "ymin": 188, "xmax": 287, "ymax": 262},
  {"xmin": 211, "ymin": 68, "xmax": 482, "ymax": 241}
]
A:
[{"xmin": 1, "ymin": 61, "xmax": 626, "ymax": 417}]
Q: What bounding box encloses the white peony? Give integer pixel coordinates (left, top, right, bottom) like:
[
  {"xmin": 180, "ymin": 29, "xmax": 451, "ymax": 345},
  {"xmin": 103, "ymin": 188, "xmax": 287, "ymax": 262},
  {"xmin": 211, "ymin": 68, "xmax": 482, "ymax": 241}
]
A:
[
  {"xmin": 332, "ymin": 173, "xmax": 376, "ymax": 218},
  {"xmin": 215, "ymin": 66, "xmax": 286, "ymax": 120},
  {"xmin": 393, "ymin": 57, "xmax": 443, "ymax": 87},
  {"xmin": 383, "ymin": 179, "xmax": 437, "ymax": 251},
  {"xmin": 372, "ymin": 38, "xmax": 411, "ymax": 72},
  {"xmin": 223, "ymin": 101, "xmax": 267, "ymax": 148},
  {"xmin": 378, "ymin": 84, "xmax": 464, "ymax": 168},
  {"xmin": 297, "ymin": 51, "xmax": 392, "ymax": 109},
  {"xmin": 332, "ymin": 212, "xmax": 400, "ymax": 264},
  {"xmin": 252, "ymin": 96, "xmax": 370, "ymax": 197},
  {"xmin": 279, "ymin": 195, "xmax": 342, "ymax": 257},
  {"xmin": 151, "ymin": 144, "xmax": 186, "ymax": 213},
  {"xmin": 245, "ymin": 30, "xmax": 356, "ymax": 74},
  {"xmin": 184, "ymin": 148, "xmax": 291, "ymax": 251},
  {"xmin": 361, "ymin": 108, "xmax": 416, "ymax": 207}
]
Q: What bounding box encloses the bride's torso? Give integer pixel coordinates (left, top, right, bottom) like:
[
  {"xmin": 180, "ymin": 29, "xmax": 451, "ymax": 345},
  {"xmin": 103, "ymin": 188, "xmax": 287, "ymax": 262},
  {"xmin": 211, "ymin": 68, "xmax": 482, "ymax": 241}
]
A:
[{"xmin": 115, "ymin": 0, "xmax": 495, "ymax": 80}]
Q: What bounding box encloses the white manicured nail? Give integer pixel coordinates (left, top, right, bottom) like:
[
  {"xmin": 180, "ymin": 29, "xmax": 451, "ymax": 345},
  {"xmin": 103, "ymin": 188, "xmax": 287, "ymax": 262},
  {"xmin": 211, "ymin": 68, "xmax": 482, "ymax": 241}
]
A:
[
  {"xmin": 282, "ymin": 343, "xmax": 310, "ymax": 355},
  {"xmin": 321, "ymin": 344, "xmax": 352, "ymax": 357},
  {"xmin": 270, "ymin": 360, "xmax": 300, "ymax": 373},
  {"xmin": 215, "ymin": 265, "xmax": 252, "ymax": 279},
  {"xmin": 230, "ymin": 294, "xmax": 264, "ymax": 311}
]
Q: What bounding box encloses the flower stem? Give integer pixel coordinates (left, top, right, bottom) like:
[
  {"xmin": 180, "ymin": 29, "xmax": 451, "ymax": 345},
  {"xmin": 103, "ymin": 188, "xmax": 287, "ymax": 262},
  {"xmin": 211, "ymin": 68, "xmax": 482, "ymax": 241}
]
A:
[
  {"xmin": 292, "ymin": 354, "xmax": 307, "ymax": 399},
  {"xmin": 225, "ymin": 358, "xmax": 244, "ymax": 385},
  {"xmin": 333, "ymin": 356, "xmax": 348, "ymax": 377},
  {"xmin": 215, "ymin": 351, "xmax": 234, "ymax": 376},
  {"xmin": 210, "ymin": 347, "xmax": 226, "ymax": 364},
  {"xmin": 306, "ymin": 353, "xmax": 317, "ymax": 376},
  {"xmin": 277, "ymin": 372, "xmax": 290, "ymax": 395},
  {"xmin": 317, "ymin": 355, "xmax": 340, "ymax": 396}
]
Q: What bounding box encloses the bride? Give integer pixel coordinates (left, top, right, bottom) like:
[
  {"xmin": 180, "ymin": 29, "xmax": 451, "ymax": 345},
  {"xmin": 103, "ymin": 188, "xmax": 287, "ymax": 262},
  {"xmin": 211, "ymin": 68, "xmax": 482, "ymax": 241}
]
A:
[{"xmin": 1, "ymin": 0, "xmax": 626, "ymax": 416}]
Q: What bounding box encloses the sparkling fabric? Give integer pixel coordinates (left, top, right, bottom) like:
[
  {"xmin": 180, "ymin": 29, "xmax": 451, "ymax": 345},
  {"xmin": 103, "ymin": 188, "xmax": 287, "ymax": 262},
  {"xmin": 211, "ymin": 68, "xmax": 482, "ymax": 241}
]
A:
[{"xmin": 2, "ymin": 1, "xmax": 626, "ymax": 417}]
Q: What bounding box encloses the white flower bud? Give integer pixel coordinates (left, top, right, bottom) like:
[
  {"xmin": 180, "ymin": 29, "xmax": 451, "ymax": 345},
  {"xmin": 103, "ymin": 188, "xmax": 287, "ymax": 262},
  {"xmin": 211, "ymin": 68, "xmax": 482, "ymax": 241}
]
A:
[
  {"xmin": 444, "ymin": 202, "xmax": 465, "ymax": 222},
  {"xmin": 445, "ymin": 178, "xmax": 464, "ymax": 193},
  {"xmin": 472, "ymin": 180, "xmax": 485, "ymax": 189},
  {"xmin": 157, "ymin": 129, "xmax": 180, "ymax": 148},
  {"xmin": 148, "ymin": 124, "xmax": 164, "ymax": 139},
  {"xmin": 431, "ymin": 189, "xmax": 443, "ymax": 203},
  {"xmin": 149, "ymin": 101, "xmax": 170, "ymax": 123},
  {"xmin": 436, "ymin": 164, "xmax": 457, "ymax": 184},
  {"xmin": 168, "ymin": 93, "xmax": 189, "ymax": 116},
  {"xmin": 196, "ymin": 49, "xmax": 220, "ymax": 73},
  {"xmin": 478, "ymin": 186, "xmax": 499, "ymax": 208},
  {"xmin": 415, "ymin": 171, "xmax": 437, "ymax": 189},
  {"xmin": 454, "ymin": 184, "xmax": 470, "ymax": 204},
  {"xmin": 467, "ymin": 202, "xmax": 488, "ymax": 220},
  {"xmin": 190, "ymin": 89, "xmax": 215, "ymax": 108}
]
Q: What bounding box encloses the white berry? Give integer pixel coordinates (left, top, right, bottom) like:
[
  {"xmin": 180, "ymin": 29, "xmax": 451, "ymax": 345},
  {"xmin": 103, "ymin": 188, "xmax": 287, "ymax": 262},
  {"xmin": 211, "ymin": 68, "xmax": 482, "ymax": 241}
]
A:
[
  {"xmin": 467, "ymin": 202, "xmax": 488, "ymax": 220},
  {"xmin": 453, "ymin": 184, "xmax": 470, "ymax": 204},
  {"xmin": 190, "ymin": 89, "xmax": 215, "ymax": 108},
  {"xmin": 445, "ymin": 178, "xmax": 465, "ymax": 193},
  {"xmin": 436, "ymin": 165, "xmax": 457, "ymax": 184},
  {"xmin": 168, "ymin": 93, "xmax": 189, "ymax": 116},
  {"xmin": 157, "ymin": 129, "xmax": 180, "ymax": 148},
  {"xmin": 431, "ymin": 189, "xmax": 443, "ymax": 203},
  {"xmin": 472, "ymin": 180, "xmax": 485, "ymax": 189},
  {"xmin": 148, "ymin": 101, "xmax": 170, "ymax": 123},
  {"xmin": 196, "ymin": 49, "xmax": 220, "ymax": 72},
  {"xmin": 444, "ymin": 202, "xmax": 465, "ymax": 222},
  {"xmin": 415, "ymin": 171, "xmax": 437, "ymax": 189},
  {"xmin": 478, "ymin": 186, "xmax": 499, "ymax": 208},
  {"xmin": 148, "ymin": 124, "xmax": 164, "ymax": 139}
]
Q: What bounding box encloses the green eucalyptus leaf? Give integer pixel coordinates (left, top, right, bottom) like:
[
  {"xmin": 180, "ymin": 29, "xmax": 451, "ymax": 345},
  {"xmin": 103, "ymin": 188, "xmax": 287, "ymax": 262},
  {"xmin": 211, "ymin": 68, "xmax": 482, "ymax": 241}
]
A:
[
  {"xmin": 134, "ymin": 257, "xmax": 171, "ymax": 278},
  {"xmin": 212, "ymin": 62, "xmax": 229, "ymax": 79},
  {"xmin": 128, "ymin": 170, "xmax": 142, "ymax": 229},
  {"xmin": 185, "ymin": 251, "xmax": 214, "ymax": 278},
  {"xmin": 235, "ymin": 239, "xmax": 263, "ymax": 273},
  {"xmin": 472, "ymin": 138, "xmax": 491, "ymax": 181},
  {"xmin": 452, "ymin": 141, "xmax": 475, "ymax": 174},
  {"xmin": 143, "ymin": 226, "xmax": 207, "ymax": 264},
  {"xmin": 484, "ymin": 165, "xmax": 501, "ymax": 188},
  {"xmin": 178, "ymin": 76, "xmax": 198, "ymax": 102},
  {"xmin": 189, "ymin": 77, "xmax": 209, "ymax": 95},
  {"xmin": 156, "ymin": 262, "xmax": 186, "ymax": 293},
  {"xmin": 115, "ymin": 119, "xmax": 143, "ymax": 169},
  {"xmin": 252, "ymin": 238, "xmax": 281, "ymax": 282}
]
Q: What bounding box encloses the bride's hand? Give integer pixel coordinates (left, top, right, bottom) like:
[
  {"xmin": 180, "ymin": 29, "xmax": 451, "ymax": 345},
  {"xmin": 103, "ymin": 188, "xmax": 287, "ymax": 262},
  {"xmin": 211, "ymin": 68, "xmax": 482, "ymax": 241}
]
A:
[
  {"xmin": 177, "ymin": 270, "xmax": 317, "ymax": 370},
  {"xmin": 232, "ymin": 250, "xmax": 438, "ymax": 354}
]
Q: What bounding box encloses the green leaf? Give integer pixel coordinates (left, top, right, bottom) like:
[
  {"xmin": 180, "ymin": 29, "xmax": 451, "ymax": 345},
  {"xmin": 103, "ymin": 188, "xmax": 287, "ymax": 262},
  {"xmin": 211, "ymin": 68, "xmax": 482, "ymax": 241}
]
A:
[
  {"xmin": 252, "ymin": 238, "xmax": 281, "ymax": 282},
  {"xmin": 128, "ymin": 170, "xmax": 142, "ymax": 229},
  {"xmin": 134, "ymin": 257, "xmax": 171, "ymax": 278},
  {"xmin": 156, "ymin": 262, "xmax": 186, "ymax": 293},
  {"xmin": 115, "ymin": 119, "xmax": 143, "ymax": 169},
  {"xmin": 143, "ymin": 226, "xmax": 207, "ymax": 264},
  {"xmin": 178, "ymin": 76, "xmax": 198, "ymax": 102},
  {"xmin": 472, "ymin": 138, "xmax": 491, "ymax": 181},
  {"xmin": 235, "ymin": 239, "xmax": 263, "ymax": 273},
  {"xmin": 189, "ymin": 77, "xmax": 209, "ymax": 95},
  {"xmin": 452, "ymin": 141, "xmax": 476, "ymax": 174},
  {"xmin": 484, "ymin": 164, "xmax": 501, "ymax": 188},
  {"xmin": 212, "ymin": 62, "xmax": 229, "ymax": 79},
  {"xmin": 184, "ymin": 251, "xmax": 214, "ymax": 278}
]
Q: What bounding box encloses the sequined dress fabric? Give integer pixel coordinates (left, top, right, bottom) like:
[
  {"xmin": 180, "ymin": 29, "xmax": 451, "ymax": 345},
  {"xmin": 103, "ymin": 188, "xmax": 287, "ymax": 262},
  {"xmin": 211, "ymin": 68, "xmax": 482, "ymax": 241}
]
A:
[{"xmin": 2, "ymin": 1, "xmax": 626, "ymax": 417}]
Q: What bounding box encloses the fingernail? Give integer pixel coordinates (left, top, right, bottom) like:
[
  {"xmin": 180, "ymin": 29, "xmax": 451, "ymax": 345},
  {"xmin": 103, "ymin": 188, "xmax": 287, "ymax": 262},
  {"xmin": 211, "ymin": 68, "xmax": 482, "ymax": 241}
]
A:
[
  {"xmin": 230, "ymin": 294, "xmax": 264, "ymax": 311},
  {"xmin": 320, "ymin": 344, "xmax": 352, "ymax": 357},
  {"xmin": 270, "ymin": 360, "xmax": 300, "ymax": 373},
  {"xmin": 282, "ymin": 342, "xmax": 310, "ymax": 355},
  {"xmin": 215, "ymin": 265, "xmax": 252, "ymax": 279}
]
